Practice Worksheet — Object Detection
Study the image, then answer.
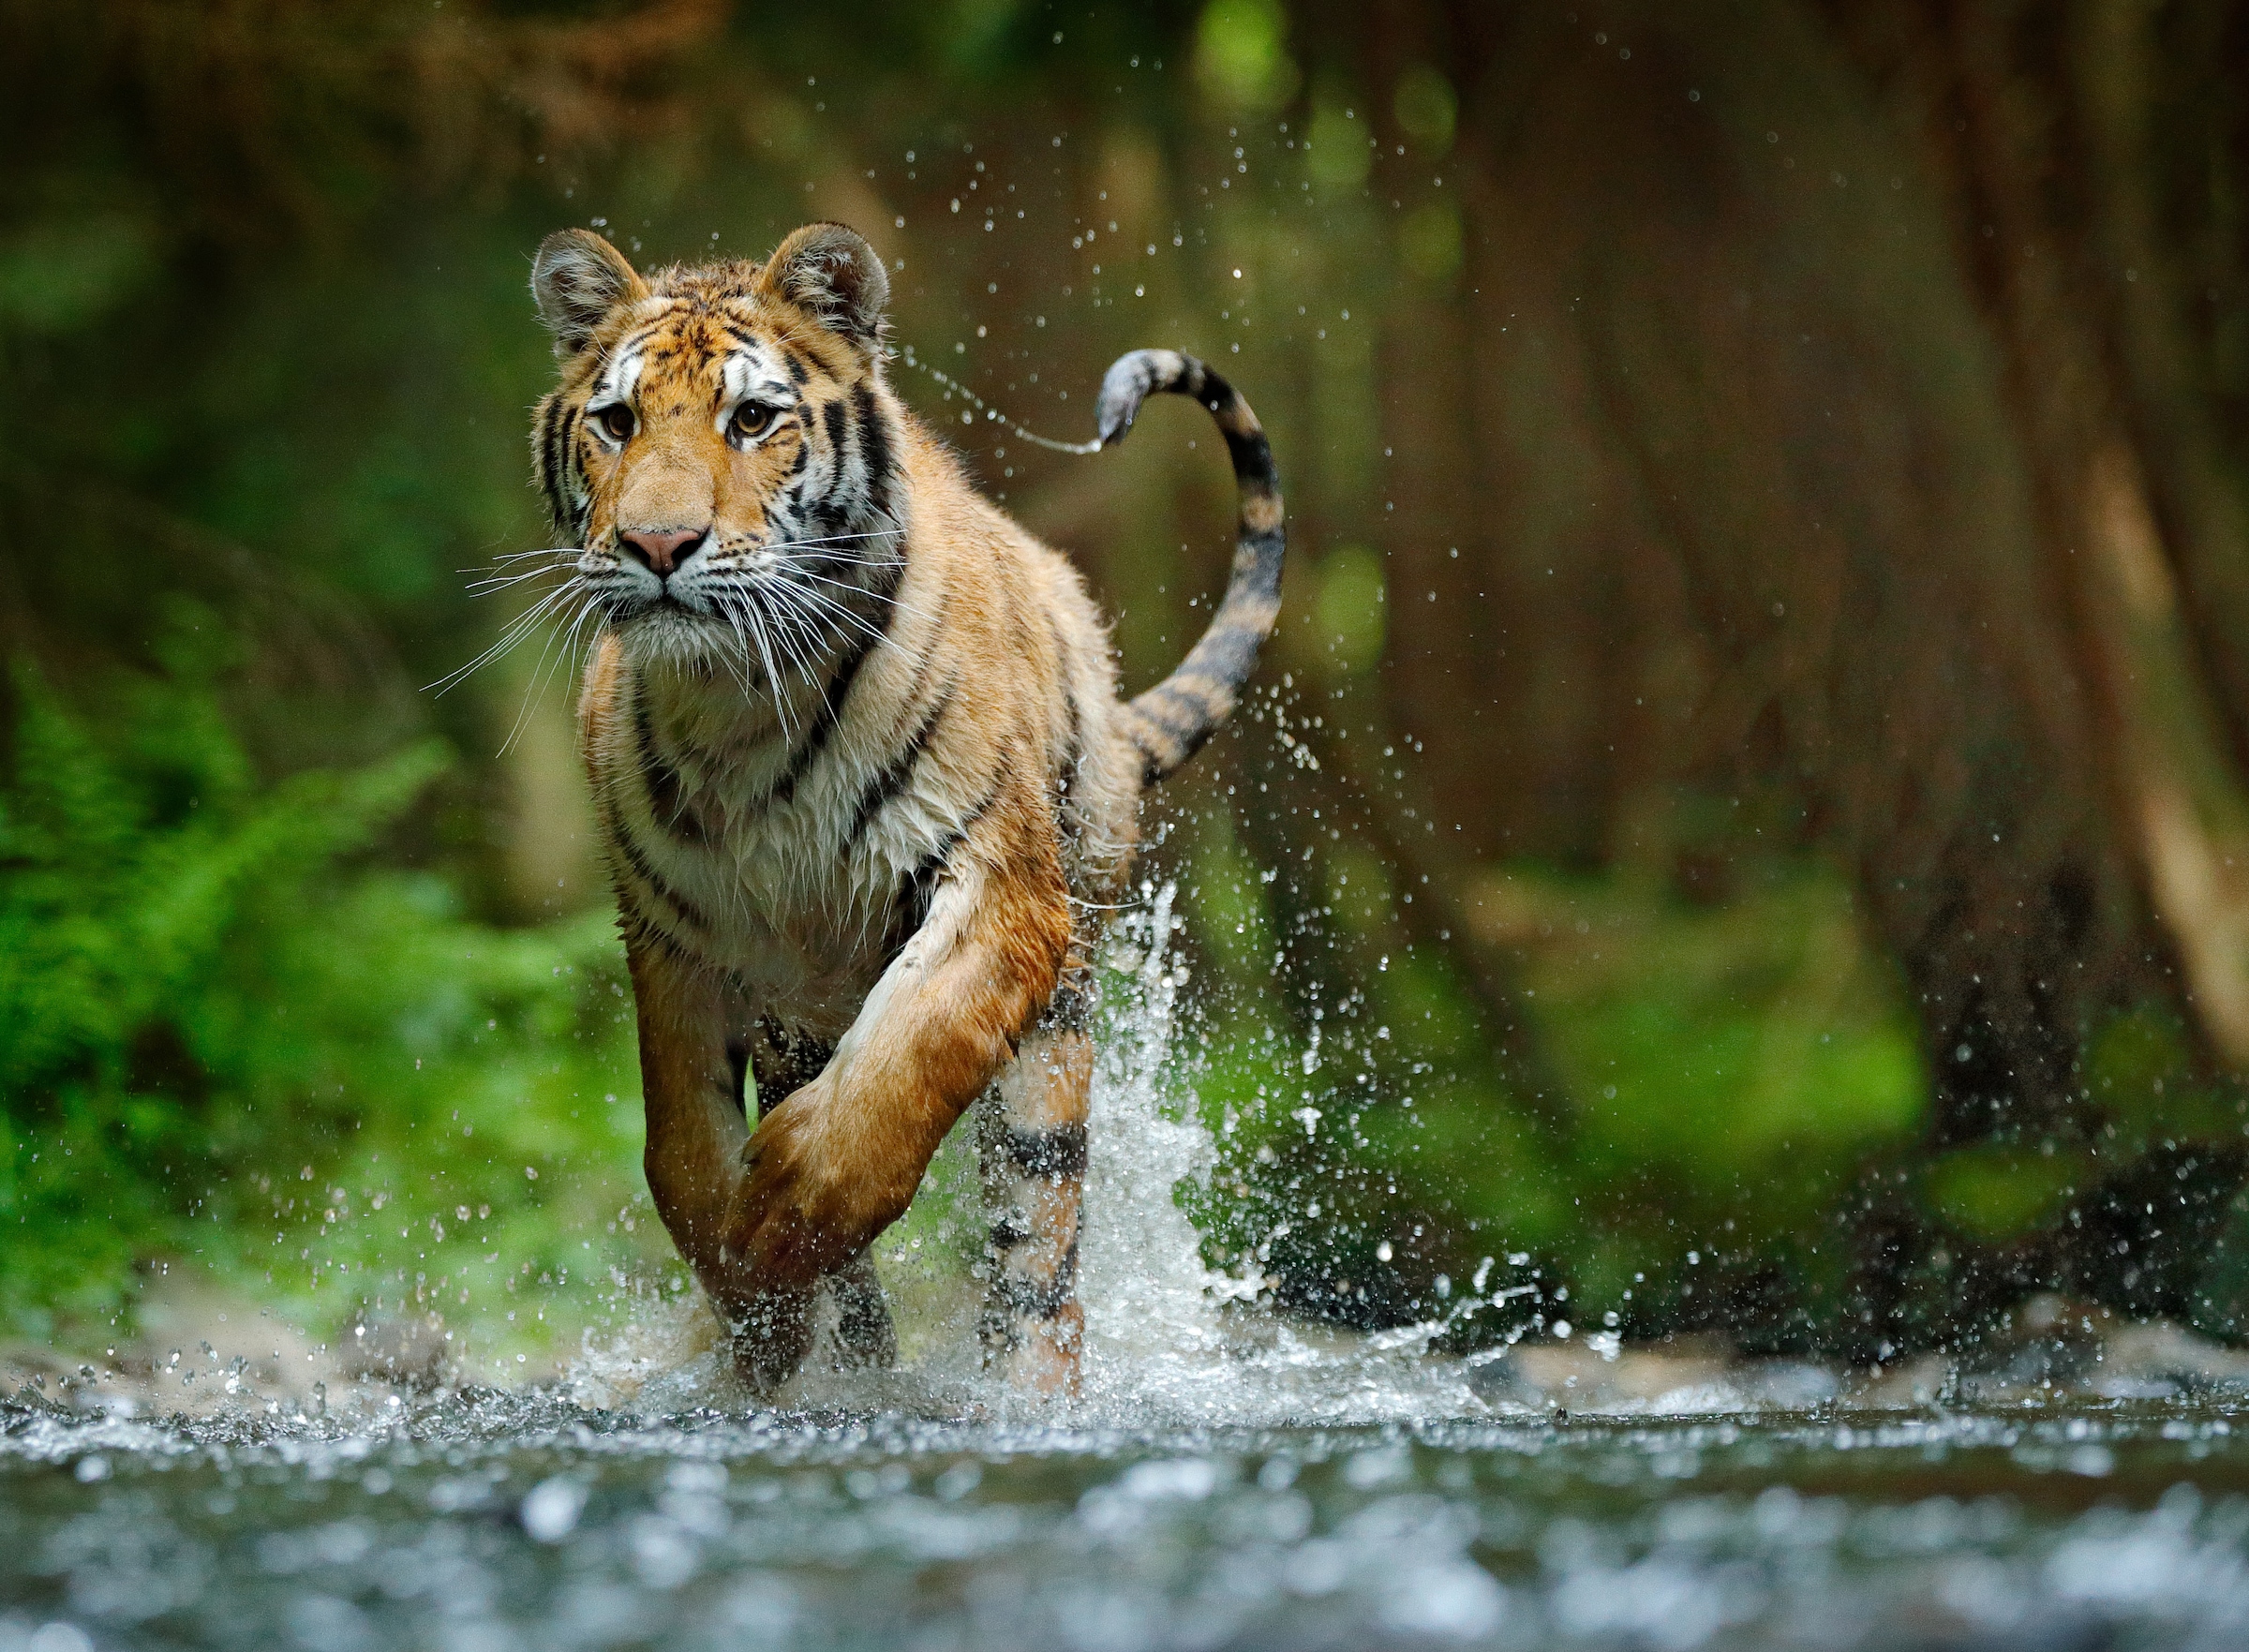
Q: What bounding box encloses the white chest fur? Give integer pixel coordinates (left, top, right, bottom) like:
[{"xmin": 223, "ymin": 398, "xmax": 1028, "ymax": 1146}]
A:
[{"xmin": 594, "ymin": 660, "xmax": 964, "ymax": 1021}]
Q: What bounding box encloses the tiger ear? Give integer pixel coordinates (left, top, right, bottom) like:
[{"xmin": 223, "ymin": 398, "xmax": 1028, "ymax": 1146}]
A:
[
  {"xmin": 755, "ymin": 222, "xmax": 889, "ymax": 350},
  {"xmin": 531, "ymin": 229, "xmax": 646, "ymax": 358}
]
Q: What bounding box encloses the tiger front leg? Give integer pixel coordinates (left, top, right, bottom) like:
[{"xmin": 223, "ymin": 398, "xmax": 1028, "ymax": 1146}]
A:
[
  {"xmin": 625, "ymin": 946, "xmax": 893, "ymax": 1391},
  {"xmin": 747, "ymin": 1025, "xmax": 898, "ymax": 1373},
  {"xmin": 714, "ymin": 832, "xmax": 1074, "ymax": 1392},
  {"xmin": 624, "ymin": 941, "xmax": 827, "ymax": 1386}
]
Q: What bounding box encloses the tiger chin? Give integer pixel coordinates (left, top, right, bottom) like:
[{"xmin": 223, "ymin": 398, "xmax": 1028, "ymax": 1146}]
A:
[{"xmin": 521, "ymin": 220, "xmax": 1285, "ymax": 1396}]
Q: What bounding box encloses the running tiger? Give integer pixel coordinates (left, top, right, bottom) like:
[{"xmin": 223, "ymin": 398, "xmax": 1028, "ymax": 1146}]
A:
[{"xmin": 523, "ymin": 221, "xmax": 1284, "ymax": 1393}]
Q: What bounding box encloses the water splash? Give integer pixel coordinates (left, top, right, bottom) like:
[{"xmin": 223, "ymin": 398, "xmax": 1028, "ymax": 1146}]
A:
[
  {"xmin": 556, "ymin": 881, "xmax": 1491, "ymax": 1423},
  {"xmin": 1072, "ymin": 884, "xmax": 1490, "ymax": 1426},
  {"xmin": 894, "ymin": 344, "xmax": 1104, "ymax": 454}
]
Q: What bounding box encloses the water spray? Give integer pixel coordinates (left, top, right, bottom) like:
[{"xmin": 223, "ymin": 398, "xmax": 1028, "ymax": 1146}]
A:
[{"xmin": 895, "ymin": 342, "xmax": 1105, "ymax": 454}]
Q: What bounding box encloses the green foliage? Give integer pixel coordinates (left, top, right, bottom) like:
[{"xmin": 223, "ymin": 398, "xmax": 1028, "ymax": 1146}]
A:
[
  {"xmin": 1171, "ymin": 836, "xmax": 1927, "ymax": 1340},
  {"xmin": 1308, "ymin": 546, "xmax": 1386, "ymax": 678},
  {"xmin": 2086, "ymin": 1008, "xmax": 2249, "ymax": 1153},
  {"xmin": 1922, "ymin": 1144, "xmax": 2093, "ymax": 1243},
  {"xmin": 1392, "ymin": 66, "xmax": 1457, "ymax": 156},
  {"xmin": 1195, "ymin": 0, "xmax": 1298, "ymax": 113},
  {"xmin": 0, "ymin": 623, "xmax": 649, "ymax": 1347}
]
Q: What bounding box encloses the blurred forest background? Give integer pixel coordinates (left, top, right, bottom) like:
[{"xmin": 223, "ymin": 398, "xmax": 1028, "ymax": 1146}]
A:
[{"xmin": 6, "ymin": 0, "xmax": 2249, "ymax": 1371}]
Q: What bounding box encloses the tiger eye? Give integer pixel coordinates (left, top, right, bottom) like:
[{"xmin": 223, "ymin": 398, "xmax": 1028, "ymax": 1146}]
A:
[
  {"xmin": 596, "ymin": 404, "xmax": 633, "ymax": 442},
  {"xmin": 730, "ymin": 402, "xmax": 777, "ymax": 442}
]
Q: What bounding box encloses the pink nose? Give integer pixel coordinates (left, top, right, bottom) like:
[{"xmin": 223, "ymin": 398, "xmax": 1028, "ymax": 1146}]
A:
[{"xmin": 618, "ymin": 527, "xmax": 705, "ymax": 577}]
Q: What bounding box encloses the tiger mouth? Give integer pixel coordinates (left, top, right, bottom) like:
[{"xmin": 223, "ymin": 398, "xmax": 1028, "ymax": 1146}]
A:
[{"xmin": 607, "ymin": 588, "xmax": 713, "ymax": 625}]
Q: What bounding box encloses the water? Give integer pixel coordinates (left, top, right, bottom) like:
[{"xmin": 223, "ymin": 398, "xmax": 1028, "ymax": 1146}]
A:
[
  {"xmin": 9, "ymin": 896, "xmax": 2249, "ymax": 1649},
  {"xmin": 7, "ymin": 1400, "xmax": 2249, "ymax": 1650}
]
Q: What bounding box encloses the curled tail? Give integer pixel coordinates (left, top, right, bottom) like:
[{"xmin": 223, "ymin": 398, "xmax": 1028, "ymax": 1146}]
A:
[{"xmin": 1095, "ymin": 349, "xmax": 1287, "ymax": 786}]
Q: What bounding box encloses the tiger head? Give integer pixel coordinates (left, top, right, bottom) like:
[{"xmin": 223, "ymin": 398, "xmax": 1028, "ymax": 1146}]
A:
[{"xmin": 528, "ymin": 222, "xmax": 903, "ymax": 669}]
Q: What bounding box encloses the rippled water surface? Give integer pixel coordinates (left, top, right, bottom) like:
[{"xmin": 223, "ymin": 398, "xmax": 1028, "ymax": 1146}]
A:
[{"xmin": 5, "ymin": 1396, "xmax": 2249, "ymax": 1651}]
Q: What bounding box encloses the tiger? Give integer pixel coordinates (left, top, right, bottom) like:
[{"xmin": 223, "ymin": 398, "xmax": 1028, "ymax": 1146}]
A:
[{"xmin": 525, "ymin": 221, "xmax": 1285, "ymax": 1394}]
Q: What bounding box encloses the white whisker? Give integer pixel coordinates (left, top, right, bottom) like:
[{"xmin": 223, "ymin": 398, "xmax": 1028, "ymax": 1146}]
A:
[
  {"xmin": 765, "ymin": 575, "xmax": 915, "ymax": 656},
  {"xmin": 735, "ymin": 593, "xmax": 794, "ymax": 741},
  {"xmin": 788, "ymin": 564, "xmax": 938, "ymax": 625},
  {"xmin": 426, "ymin": 581, "xmax": 577, "ymax": 695},
  {"xmin": 499, "ymin": 587, "xmax": 594, "ymax": 755}
]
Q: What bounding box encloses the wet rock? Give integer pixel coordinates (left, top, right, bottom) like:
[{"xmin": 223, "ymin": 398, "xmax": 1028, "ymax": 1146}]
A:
[
  {"xmin": 1489, "ymin": 1338, "xmax": 1740, "ymax": 1411},
  {"xmin": 1945, "ymin": 1293, "xmax": 2108, "ymax": 1399},
  {"xmin": 1855, "ymin": 1295, "xmax": 2249, "ymax": 1406},
  {"xmin": 2095, "ymin": 1317, "xmax": 2249, "ymax": 1398},
  {"xmin": 1462, "ymin": 1349, "xmax": 1532, "ymax": 1406},
  {"xmin": 1742, "ymin": 1360, "xmax": 1842, "ymax": 1406},
  {"xmin": 1848, "ymin": 1353, "xmax": 1952, "ymax": 1407},
  {"xmin": 342, "ymin": 1313, "xmax": 453, "ymax": 1391}
]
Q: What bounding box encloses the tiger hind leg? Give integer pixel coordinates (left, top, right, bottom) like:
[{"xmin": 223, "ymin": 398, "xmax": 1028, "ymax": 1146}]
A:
[
  {"xmin": 976, "ymin": 1023, "xmax": 1092, "ymax": 1394},
  {"xmin": 825, "ymin": 1252, "xmax": 897, "ymax": 1370}
]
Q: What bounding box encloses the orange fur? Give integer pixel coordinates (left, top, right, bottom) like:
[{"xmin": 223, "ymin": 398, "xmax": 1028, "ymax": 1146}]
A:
[{"xmin": 522, "ymin": 222, "xmax": 1283, "ymax": 1392}]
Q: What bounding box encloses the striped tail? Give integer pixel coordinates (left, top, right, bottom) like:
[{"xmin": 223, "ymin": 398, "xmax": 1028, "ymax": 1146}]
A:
[{"xmin": 1095, "ymin": 349, "xmax": 1287, "ymax": 786}]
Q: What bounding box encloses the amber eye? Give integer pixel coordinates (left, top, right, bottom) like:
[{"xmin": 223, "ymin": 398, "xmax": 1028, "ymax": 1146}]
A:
[
  {"xmin": 594, "ymin": 403, "xmax": 634, "ymax": 443},
  {"xmin": 729, "ymin": 401, "xmax": 778, "ymax": 443}
]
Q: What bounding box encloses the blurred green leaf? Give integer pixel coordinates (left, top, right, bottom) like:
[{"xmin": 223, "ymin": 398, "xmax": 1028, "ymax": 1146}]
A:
[
  {"xmin": 0, "ymin": 212, "xmax": 157, "ymax": 335},
  {"xmin": 1195, "ymin": 0, "xmax": 1297, "ymax": 113}
]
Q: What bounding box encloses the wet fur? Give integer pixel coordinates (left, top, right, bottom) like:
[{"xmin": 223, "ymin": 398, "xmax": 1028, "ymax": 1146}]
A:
[{"xmin": 523, "ymin": 222, "xmax": 1283, "ymax": 1392}]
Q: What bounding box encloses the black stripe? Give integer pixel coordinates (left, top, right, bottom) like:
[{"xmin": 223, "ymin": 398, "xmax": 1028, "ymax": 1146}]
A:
[
  {"xmin": 768, "ymin": 620, "xmax": 886, "ymax": 804},
  {"xmin": 1176, "ymin": 620, "xmax": 1266, "ymax": 693},
  {"xmin": 852, "ymin": 383, "xmax": 894, "ymax": 517},
  {"xmin": 634, "ymin": 696, "xmax": 701, "ymax": 841},
  {"xmin": 1003, "ymin": 1123, "xmax": 1089, "ymax": 1180},
  {"xmin": 847, "ymin": 686, "xmax": 953, "ymax": 845},
  {"xmin": 857, "ymin": 528, "xmax": 908, "ymax": 605},
  {"xmin": 607, "ymin": 315, "xmax": 670, "ymax": 366},
  {"xmin": 557, "ymin": 406, "xmax": 584, "ymax": 528},
  {"xmin": 988, "ymin": 1213, "xmax": 1032, "ymax": 1251},
  {"xmin": 1179, "ymin": 376, "xmax": 1277, "ymax": 513},
  {"xmin": 1222, "ymin": 425, "xmax": 1274, "ymax": 483},
  {"xmin": 603, "ymin": 800, "xmax": 714, "ymax": 934},
  {"xmin": 811, "ymin": 398, "xmax": 853, "ymax": 535},
  {"xmin": 712, "ymin": 321, "xmax": 763, "ymax": 358},
  {"xmin": 882, "ymin": 774, "xmax": 1003, "ymax": 960},
  {"xmin": 1137, "ymin": 681, "xmax": 1212, "ymax": 740},
  {"xmin": 883, "ymin": 848, "xmax": 946, "ymax": 963},
  {"xmin": 621, "ymin": 913, "xmax": 699, "ymax": 974},
  {"xmin": 782, "ymin": 348, "xmax": 811, "ymax": 386},
  {"xmin": 992, "ymin": 1234, "xmax": 1080, "ymax": 1319},
  {"xmin": 537, "ymin": 397, "xmax": 565, "ymax": 528},
  {"xmin": 670, "ymin": 727, "xmax": 727, "ymax": 775},
  {"xmin": 723, "ymin": 1035, "xmax": 752, "ymax": 1118}
]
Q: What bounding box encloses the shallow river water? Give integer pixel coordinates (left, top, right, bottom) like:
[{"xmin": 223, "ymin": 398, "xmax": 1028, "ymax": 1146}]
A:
[
  {"xmin": 9, "ymin": 906, "xmax": 2248, "ymax": 1650},
  {"xmin": 5, "ymin": 1393, "xmax": 2248, "ymax": 1651}
]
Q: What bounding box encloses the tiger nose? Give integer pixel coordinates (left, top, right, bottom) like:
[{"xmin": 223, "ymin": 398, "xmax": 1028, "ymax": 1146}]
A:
[{"xmin": 618, "ymin": 527, "xmax": 706, "ymax": 577}]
